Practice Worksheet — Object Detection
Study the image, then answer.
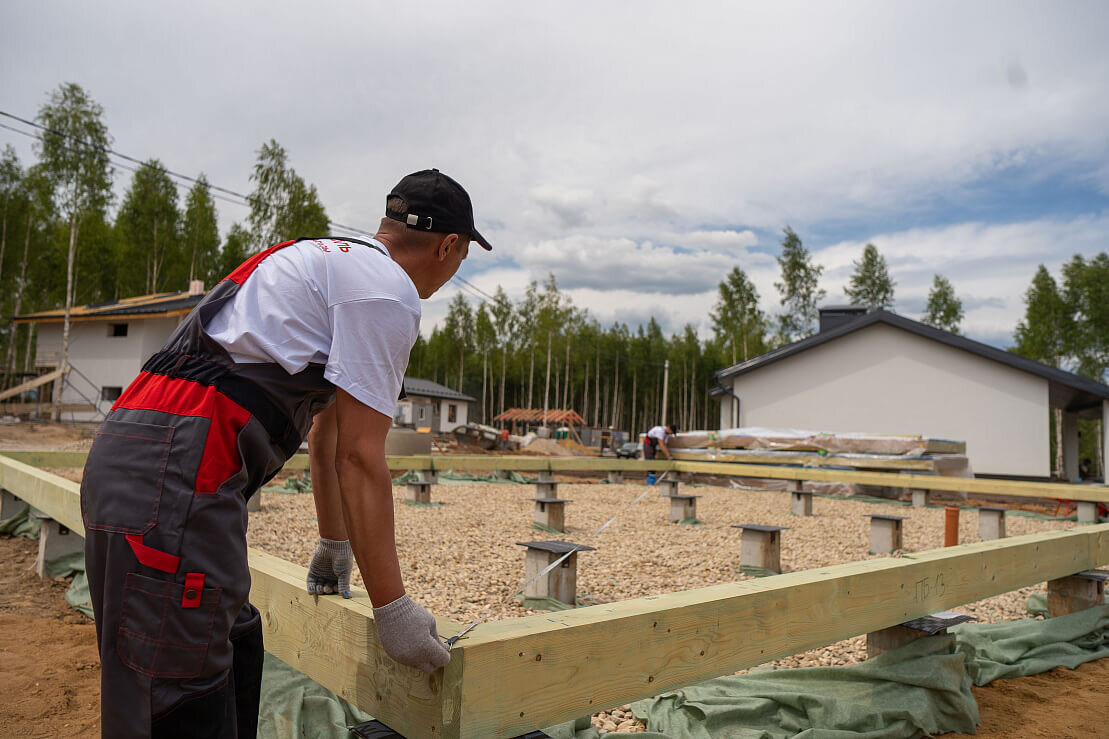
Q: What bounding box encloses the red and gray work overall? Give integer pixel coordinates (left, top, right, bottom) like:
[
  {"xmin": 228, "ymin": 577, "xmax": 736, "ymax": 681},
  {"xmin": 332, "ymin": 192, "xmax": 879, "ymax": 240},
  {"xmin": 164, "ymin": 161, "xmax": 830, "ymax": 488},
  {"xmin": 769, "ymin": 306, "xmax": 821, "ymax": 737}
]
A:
[{"xmin": 82, "ymin": 237, "xmax": 383, "ymax": 738}]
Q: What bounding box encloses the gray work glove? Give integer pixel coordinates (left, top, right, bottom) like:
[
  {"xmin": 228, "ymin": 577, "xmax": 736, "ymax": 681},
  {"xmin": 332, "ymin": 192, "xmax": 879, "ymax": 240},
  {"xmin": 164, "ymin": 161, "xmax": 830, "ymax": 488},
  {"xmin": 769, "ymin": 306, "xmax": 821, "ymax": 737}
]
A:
[
  {"xmin": 307, "ymin": 537, "xmax": 352, "ymax": 598},
  {"xmin": 372, "ymin": 594, "xmax": 452, "ymax": 673}
]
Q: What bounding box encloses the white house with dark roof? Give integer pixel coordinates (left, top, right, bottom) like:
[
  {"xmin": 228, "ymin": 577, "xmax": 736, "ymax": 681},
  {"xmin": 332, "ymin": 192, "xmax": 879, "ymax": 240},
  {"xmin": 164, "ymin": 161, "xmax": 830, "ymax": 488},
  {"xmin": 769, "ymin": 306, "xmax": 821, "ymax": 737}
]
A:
[
  {"xmin": 14, "ymin": 285, "xmax": 207, "ymax": 422},
  {"xmin": 711, "ymin": 306, "xmax": 1109, "ymax": 480},
  {"xmin": 394, "ymin": 378, "xmax": 475, "ymax": 433}
]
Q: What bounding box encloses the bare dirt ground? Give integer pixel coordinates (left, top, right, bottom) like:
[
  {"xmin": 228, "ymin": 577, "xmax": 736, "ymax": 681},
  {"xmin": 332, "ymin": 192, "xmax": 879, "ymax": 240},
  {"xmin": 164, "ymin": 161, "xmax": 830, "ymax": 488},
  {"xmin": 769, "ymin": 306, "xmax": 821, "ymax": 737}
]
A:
[
  {"xmin": 0, "ymin": 421, "xmax": 97, "ymax": 450},
  {"xmin": 0, "ymin": 534, "xmax": 100, "ymax": 738}
]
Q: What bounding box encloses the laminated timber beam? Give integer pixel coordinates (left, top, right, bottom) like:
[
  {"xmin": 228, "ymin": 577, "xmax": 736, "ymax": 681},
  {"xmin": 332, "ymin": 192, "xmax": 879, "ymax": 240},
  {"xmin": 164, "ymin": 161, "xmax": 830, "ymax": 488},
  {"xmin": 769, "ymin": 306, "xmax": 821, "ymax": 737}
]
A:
[
  {"xmin": 2, "ymin": 455, "xmax": 1108, "ymax": 737},
  {"xmin": 670, "ymin": 459, "xmax": 1109, "ymax": 503},
  {"xmin": 4, "ymin": 450, "xmax": 1107, "ymax": 505}
]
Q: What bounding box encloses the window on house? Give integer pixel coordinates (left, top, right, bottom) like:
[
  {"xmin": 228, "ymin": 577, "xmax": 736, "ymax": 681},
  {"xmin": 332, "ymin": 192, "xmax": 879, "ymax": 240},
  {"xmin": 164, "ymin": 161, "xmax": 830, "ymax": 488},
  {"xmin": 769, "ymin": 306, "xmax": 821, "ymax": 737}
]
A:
[
  {"xmin": 448, "ymin": 404, "xmax": 457, "ymax": 423},
  {"xmin": 110, "ymin": 323, "xmax": 128, "ymax": 337},
  {"xmin": 101, "ymin": 386, "xmax": 123, "ymax": 402},
  {"xmin": 417, "ymin": 406, "xmax": 426, "ymax": 421}
]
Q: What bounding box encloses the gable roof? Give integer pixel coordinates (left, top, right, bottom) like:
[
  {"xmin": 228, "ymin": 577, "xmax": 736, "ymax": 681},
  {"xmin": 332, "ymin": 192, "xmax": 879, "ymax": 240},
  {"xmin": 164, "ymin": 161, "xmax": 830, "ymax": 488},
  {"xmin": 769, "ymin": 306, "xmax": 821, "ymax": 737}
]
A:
[
  {"xmin": 401, "ymin": 377, "xmax": 476, "ymax": 403},
  {"xmin": 14, "ymin": 290, "xmax": 205, "ymax": 324},
  {"xmin": 715, "ymin": 309, "xmax": 1109, "ymax": 411}
]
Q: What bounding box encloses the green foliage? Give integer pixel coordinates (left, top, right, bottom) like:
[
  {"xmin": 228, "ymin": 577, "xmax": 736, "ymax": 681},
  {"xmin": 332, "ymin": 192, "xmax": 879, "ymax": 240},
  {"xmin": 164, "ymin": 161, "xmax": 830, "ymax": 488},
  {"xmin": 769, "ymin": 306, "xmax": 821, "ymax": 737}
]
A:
[
  {"xmin": 116, "ymin": 159, "xmax": 180, "ymax": 294},
  {"xmin": 1012, "ymin": 265, "xmax": 1069, "ymax": 367},
  {"xmin": 34, "ymin": 82, "xmax": 113, "ymax": 220},
  {"xmin": 218, "ymin": 223, "xmax": 251, "ymax": 278},
  {"xmin": 247, "ymin": 139, "xmax": 329, "ymax": 249},
  {"xmin": 182, "ymin": 175, "xmax": 221, "ymax": 288},
  {"xmin": 710, "ymin": 266, "xmax": 767, "ymax": 364},
  {"xmin": 922, "ymin": 274, "xmax": 964, "ymax": 334},
  {"xmin": 774, "ymin": 226, "xmax": 825, "ymax": 344},
  {"xmin": 1061, "ymin": 253, "xmax": 1109, "ymax": 381},
  {"xmin": 844, "ymin": 243, "xmax": 895, "ymax": 310}
]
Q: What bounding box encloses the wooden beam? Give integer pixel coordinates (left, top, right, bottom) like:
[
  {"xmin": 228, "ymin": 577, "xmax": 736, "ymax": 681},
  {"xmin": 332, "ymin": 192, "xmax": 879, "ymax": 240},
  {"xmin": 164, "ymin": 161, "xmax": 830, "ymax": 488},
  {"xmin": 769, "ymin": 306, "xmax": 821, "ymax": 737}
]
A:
[
  {"xmin": 0, "ymin": 402, "xmax": 97, "ymax": 415},
  {"xmin": 0, "ymin": 367, "xmax": 65, "ymax": 403},
  {"xmin": 1, "ymin": 455, "xmax": 1107, "ymax": 737},
  {"xmin": 671, "ymin": 449, "xmax": 947, "ymax": 471},
  {"xmin": 8, "ymin": 450, "xmax": 1109, "ymax": 504},
  {"xmin": 248, "ymin": 548, "xmax": 463, "ymax": 738},
  {"xmin": 453, "ymin": 525, "xmax": 1109, "ymax": 737},
  {"xmin": 671, "ymin": 460, "xmax": 1109, "ymax": 504},
  {"xmin": 0, "ymin": 454, "xmax": 83, "ymax": 534}
]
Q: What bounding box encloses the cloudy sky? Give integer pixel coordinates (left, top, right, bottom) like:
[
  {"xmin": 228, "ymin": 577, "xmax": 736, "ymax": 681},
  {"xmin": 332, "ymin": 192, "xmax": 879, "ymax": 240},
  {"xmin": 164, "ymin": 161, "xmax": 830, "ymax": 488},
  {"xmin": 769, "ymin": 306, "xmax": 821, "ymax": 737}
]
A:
[{"xmin": 2, "ymin": 1, "xmax": 1107, "ymax": 348}]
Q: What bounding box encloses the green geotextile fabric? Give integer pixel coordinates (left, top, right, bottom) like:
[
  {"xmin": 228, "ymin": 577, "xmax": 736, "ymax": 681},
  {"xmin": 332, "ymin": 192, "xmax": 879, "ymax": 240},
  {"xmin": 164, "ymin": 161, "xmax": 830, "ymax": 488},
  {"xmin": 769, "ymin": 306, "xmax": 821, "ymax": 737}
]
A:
[
  {"xmin": 265, "ymin": 475, "xmax": 312, "ymax": 494},
  {"xmin": 1, "ymin": 508, "xmax": 92, "ymax": 618},
  {"xmin": 393, "ymin": 469, "xmax": 536, "ymax": 485},
  {"xmin": 0, "ymin": 504, "xmax": 40, "ymax": 538},
  {"xmin": 545, "ymin": 636, "xmax": 975, "ymax": 739},
  {"xmin": 950, "ymin": 604, "xmax": 1109, "ymax": 686},
  {"xmin": 258, "ymin": 652, "xmax": 372, "ymax": 739},
  {"xmin": 545, "ymin": 609, "xmax": 1109, "ymax": 739},
  {"xmin": 44, "ymin": 550, "xmax": 94, "ymax": 619}
]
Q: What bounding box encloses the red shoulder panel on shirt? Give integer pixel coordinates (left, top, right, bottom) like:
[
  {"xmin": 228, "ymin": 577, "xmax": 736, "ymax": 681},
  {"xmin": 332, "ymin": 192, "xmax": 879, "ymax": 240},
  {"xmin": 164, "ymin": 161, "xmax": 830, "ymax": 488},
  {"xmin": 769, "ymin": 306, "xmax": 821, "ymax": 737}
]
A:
[{"xmin": 221, "ymin": 239, "xmax": 297, "ymax": 285}]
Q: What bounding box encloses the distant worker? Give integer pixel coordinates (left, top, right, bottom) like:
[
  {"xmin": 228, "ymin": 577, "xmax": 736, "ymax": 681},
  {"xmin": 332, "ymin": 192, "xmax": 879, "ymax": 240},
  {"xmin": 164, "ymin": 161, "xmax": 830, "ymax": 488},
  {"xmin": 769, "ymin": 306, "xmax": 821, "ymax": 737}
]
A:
[
  {"xmin": 644, "ymin": 423, "xmax": 678, "ymax": 460},
  {"xmin": 80, "ymin": 169, "xmax": 491, "ymax": 738}
]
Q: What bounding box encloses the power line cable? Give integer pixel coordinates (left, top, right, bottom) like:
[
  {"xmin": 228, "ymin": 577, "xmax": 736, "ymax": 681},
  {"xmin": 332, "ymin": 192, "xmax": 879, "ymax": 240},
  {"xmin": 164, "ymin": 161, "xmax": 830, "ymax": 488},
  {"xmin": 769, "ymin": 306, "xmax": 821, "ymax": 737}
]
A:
[
  {"xmin": 3, "ymin": 114, "xmax": 485, "ymax": 299},
  {"xmin": 0, "ymin": 109, "xmax": 380, "ymax": 239}
]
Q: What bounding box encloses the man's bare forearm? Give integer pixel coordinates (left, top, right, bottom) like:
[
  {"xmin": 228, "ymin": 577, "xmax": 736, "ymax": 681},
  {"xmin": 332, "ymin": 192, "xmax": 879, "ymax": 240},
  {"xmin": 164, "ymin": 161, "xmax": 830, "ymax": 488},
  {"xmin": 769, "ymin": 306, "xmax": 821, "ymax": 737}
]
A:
[
  {"xmin": 308, "ymin": 403, "xmax": 348, "ymax": 541},
  {"xmin": 336, "ymin": 453, "xmax": 405, "ymax": 606}
]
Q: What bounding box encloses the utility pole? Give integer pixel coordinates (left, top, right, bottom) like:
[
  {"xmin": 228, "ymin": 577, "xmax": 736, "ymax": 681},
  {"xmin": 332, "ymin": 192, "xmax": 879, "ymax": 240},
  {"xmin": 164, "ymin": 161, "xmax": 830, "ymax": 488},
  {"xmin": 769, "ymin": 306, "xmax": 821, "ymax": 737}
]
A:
[{"xmin": 660, "ymin": 359, "xmax": 670, "ymax": 426}]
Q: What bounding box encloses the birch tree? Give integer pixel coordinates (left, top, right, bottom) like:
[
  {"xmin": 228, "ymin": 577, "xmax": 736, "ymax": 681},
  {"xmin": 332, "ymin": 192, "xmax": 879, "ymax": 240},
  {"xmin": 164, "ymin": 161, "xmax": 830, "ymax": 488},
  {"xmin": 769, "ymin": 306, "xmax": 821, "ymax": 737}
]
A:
[{"xmin": 35, "ymin": 83, "xmax": 113, "ymax": 419}]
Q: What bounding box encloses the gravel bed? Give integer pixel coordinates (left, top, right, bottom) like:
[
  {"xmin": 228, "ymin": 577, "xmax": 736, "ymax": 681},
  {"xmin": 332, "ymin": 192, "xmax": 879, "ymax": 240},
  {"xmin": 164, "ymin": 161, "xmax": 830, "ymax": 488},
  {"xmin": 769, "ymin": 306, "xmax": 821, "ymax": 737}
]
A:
[{"xmin": 246, "ymin": 477, "xmax": 1071, "ymax": 734}]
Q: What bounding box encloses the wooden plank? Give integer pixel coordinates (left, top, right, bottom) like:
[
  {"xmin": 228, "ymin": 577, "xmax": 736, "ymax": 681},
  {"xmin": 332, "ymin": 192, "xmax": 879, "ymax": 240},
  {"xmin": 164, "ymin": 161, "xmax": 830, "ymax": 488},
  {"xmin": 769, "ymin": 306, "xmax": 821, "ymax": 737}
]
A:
[
  {"xmin": 453, "ymin": 524, "xmax": 1109, "ymax": 737},
  {"xmin": 6, "ymin": 450, "xmax": 1108, "ymax": 503},
  {"xmin": 248, "ymin": 548, "xmax": 463, "ymax": 738},
  {"xmin": 0, "ymin": 402, "xmax": 96, "ymax": 415},
  {"xmin": 671, "ymin": 449, "xmax": 942, "ymax": 471},
  {"xmin": 0, "ymin": 455, "xmax": 83, "ymax": 534},
  {"xmin": 0, "ymin": 367, "xmax": 65, "ymax": 402},
  {"xmin": 0, "ymin": 456, "xmax": 466, "ymax": 737},
  {"xmin": 0, "ymin": 450, "xmax": 95, "ymax": 469},
  {"xmin": 3, "ymin": 454, "xmax": 1108, "ymax": 738}
]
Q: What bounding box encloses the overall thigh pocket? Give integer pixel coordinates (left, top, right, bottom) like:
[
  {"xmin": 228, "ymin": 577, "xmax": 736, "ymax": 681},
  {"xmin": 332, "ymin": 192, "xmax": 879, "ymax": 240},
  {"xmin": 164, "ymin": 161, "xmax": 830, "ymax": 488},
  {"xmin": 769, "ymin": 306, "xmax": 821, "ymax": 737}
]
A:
[
  {"xmin": 117, "ymin": 572, "xmax": 222, "ymax": 678},
  {"xmin": 81, "ymin": 420, "xmax": 174, "ymax": 535}
]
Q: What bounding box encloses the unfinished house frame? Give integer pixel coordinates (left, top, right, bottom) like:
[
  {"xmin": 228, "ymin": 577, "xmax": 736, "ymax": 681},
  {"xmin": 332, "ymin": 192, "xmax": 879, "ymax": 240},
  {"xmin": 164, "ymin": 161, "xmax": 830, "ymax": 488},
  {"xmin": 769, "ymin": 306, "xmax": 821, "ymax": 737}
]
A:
[{"xmin": 1, "ymin": 453, "xmax": 1107, "ymax": 738}]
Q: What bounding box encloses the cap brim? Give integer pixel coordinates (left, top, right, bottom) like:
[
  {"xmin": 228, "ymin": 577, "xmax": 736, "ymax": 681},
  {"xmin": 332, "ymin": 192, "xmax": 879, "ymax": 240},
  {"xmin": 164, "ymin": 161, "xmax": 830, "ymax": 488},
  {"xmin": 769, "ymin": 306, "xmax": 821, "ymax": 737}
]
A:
[{"xmin": 471, "ymin": 227, "xmax": 493, "ymax": 251}]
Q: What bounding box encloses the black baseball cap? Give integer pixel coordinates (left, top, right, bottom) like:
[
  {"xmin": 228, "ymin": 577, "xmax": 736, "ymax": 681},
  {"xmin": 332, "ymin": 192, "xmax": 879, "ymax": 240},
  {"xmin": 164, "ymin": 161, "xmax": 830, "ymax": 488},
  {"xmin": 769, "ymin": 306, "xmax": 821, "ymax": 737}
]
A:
[{"xmin": 386, "ymin": 169, "xmax": 492, "ymax": 250}]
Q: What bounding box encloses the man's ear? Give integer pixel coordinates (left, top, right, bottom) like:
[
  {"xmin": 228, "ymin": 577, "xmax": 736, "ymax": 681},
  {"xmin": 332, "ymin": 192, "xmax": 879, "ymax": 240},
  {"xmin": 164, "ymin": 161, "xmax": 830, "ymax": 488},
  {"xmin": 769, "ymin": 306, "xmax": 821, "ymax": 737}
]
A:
[{"xmin": 436, "ymin": 233, "xmax": 458, "ymax": 262}]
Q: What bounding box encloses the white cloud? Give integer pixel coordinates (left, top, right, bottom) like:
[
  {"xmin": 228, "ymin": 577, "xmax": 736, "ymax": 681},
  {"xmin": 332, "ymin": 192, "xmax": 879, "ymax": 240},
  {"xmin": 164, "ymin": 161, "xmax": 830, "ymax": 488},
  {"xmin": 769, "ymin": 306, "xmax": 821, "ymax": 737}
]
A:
[{"xmin": 3, "ymin": 1, "xmax": 1108, "ymax": 353}]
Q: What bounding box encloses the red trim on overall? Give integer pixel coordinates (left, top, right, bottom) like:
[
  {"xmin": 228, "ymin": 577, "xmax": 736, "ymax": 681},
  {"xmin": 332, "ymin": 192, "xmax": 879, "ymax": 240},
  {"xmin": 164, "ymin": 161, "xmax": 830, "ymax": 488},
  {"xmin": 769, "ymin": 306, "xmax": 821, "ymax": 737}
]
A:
[
  {"xmin": 125, "ymin": 534, "xmax": 181, "ymax": 573},
  {"xmin": 114, "ymin": 373, "xmax": 252, "ymax": 494},
  {"xmin": 221, "ymin": 239, "xmax": 297, "ymax": 284},
  {"xmin": 181, "ymin": 572, "xmax": 206, "ymax": 608}
]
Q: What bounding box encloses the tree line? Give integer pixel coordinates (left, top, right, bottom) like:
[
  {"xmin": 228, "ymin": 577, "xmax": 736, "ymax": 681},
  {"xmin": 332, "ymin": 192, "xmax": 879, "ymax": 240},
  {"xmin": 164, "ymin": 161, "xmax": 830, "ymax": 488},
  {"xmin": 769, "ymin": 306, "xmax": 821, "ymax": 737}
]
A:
[
  {"xmin": 0, "ymin": 83, "xmax": 329, "ymax": 393},
  {"xmin": 2, "ymin": 83, "xmax": 1106, "ymax": 471}
]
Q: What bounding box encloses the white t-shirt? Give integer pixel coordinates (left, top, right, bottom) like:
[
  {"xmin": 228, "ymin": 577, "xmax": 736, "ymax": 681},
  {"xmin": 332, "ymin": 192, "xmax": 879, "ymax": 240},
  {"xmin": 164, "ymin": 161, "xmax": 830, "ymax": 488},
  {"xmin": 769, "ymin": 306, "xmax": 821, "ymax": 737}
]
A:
[
  {"xmin": 205, "ymin": 238, "xmax": 421, "ymax": 418},
  {"xmin": 646, "ymin": 425, "xmax": 670, "ymax": 441}
]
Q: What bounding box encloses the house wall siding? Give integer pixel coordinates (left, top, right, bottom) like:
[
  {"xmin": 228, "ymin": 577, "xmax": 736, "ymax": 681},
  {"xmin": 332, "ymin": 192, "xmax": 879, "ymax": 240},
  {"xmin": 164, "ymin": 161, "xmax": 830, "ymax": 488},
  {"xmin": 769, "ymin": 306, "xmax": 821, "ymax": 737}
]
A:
[
  {"xmin": 36, "ymin": 317, "xmax": 181, "ymax": 421},
  {"xmin": 722, "ymin": 323, "xmax": 1049, "ymax": 477}
]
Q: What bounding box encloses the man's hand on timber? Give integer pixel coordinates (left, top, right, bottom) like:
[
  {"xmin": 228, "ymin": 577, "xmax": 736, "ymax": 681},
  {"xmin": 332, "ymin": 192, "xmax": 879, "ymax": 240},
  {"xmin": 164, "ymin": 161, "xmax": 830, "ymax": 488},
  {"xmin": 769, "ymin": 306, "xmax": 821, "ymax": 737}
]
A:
[
  {"xmin": 307, "ymin": 537, "xmax": 353, "ymax": 598},
  {"xmin": 373, "ymin": 594, "xmax": 452, "ymax": 673}
]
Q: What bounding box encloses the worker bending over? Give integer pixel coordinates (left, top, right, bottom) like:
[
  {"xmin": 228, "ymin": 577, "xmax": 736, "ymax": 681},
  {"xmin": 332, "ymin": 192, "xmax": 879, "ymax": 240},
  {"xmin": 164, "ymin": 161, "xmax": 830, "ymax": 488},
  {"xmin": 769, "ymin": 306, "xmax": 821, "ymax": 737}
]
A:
[
  {"xmin": 80, "ymin": 169, "xmax": 491, "ymax": 738},
  {"xmin": 644, "ymin": 423, "xmax": 678, "ymax": 460}
]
